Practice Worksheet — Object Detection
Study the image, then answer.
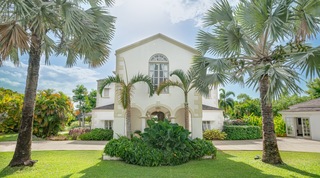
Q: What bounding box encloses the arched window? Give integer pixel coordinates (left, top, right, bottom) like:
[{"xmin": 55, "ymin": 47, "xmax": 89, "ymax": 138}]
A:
[{"xmin": 149, "ymin": 53, "xmax": 169, "ymax": 93}]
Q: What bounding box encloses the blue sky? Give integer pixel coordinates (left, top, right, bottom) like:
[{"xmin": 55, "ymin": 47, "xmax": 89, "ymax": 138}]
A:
[{"xmin": 0, "ymin": 0, "xmax": 318, "ymax": 98}]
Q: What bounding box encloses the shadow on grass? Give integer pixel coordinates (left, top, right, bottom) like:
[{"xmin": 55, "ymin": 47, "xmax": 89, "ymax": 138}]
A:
[
  {"xmin": 274, "ymin": 163, "xmax": 320, "ymax": 178},
  {"xmin": 0, "ymin": 165, "xmax": 27, "ymax": 177},
  {"xmin": 76, "ymin": 152, "xmax": 281, "ymax": 178}
]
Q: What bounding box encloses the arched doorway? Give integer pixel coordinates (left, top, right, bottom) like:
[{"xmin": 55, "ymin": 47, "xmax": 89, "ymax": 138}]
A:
[{"xmin": 151, "ymin": 111, "xmax": 165, "ymax": 121}]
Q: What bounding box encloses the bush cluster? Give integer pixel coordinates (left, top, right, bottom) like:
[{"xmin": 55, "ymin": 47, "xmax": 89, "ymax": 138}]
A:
[
  {"xmin": 68, "ymin": 128, "xmax": 90, "ymax": 140},
  {"xmin": 203, "ymin": 129, "xmax": 227, "ymax": 140},
  {"xmin": 223, "ymin": 125, "xmax": 262, "ymax": 140},
  {"xmin": 79, "ymin": 128, "xmax": 113, "ymax": 140},
  {"xmin": 104, "ymin": 119, "xmax": 216, "ymax": 166},
  {"xmin": 224, "ymin": 119, "xmax": 247, "ymax": 126},
  {"xmin": 274, "ymin": 115, "xmax": 286, "ymax": 137}
]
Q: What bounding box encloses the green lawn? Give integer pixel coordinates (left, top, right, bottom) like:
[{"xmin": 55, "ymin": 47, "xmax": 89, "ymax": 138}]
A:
[
  {"xmin": 0, "ymin": 133, "xmax": 44, "ymax": 142},
  {"xmin": 0, "ymin": 151, "xmax": 319, "ymax": 178}
]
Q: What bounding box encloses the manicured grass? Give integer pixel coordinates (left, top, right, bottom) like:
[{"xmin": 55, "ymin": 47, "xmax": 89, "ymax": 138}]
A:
[
  {"xmin": 0, "ymin": 151, "xmax": 319, "ymax": 178},
  {"xmin": 0, "ymin": 133, "xmax": 44, "ymax": 142}
]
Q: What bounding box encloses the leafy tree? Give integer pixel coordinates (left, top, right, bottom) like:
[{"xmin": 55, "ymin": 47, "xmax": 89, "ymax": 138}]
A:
[
  {"xmin": 0, "ymin": 0, "xmax": 115, "ymax": 167},
  {"xmin": 272, "ymin": 94, "xmax": 310, "ymax": 116},
  {"xmin": 157, "ymin": 68, "xmax": 205, "ymax": 130},
  {"xmin": 72, "ymin": 85, "xmax": 89, "ymax": 127},
  {"xmin": 194, "ymin": 0, "xmax": 320, "ymax": 164},
  {"xmin": 87, "ymin": 89, "xmax": 97, "ymax": 110},
  {"xmin": 306, "ymin": 78, "xmax": 320, "ymax": 99},
  {"xmin": 33, "ymin": 89, "xmax": 74, "ymax": 138},
  {"xmin": 218, "ymin": 88, "xmax": 235, "ymax": 118},
  {"xmin": 99, "ymin": 74, "xmax": 154, "ymax": 137},
  {"xmin": 0, "ymin": 88, "xmax": 23, "ymax": 133}
]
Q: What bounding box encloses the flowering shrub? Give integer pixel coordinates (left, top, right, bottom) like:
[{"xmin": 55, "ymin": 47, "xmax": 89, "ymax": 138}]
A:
[{"xmin": 68, "ymin": 128, "xmax": 90, "ymax": 140}]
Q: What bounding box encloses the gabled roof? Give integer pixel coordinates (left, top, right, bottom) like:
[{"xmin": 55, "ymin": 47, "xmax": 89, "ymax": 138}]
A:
[
  {"xmin": 115, "ymin": 33, "xmax": 199, "ymax": 55},
  {"xmin": 94, "ymin": 104, "xmax": 114, "ymax": 110},
  {"xmin": 281, "ymin": 98, "xmax": 320, "ymax": 112},
  {"xmin": 202, "ymin": 104, "xmax": 221, "ymax": 110}
]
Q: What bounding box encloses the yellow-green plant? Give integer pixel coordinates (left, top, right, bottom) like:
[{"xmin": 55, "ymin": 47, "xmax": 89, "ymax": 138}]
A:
[{"xmin": 203, "ymin": 129, "xmax": 227, "ymax": 140}]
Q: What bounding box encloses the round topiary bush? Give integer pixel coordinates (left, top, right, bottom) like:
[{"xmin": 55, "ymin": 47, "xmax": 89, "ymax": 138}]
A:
[{"xmin": 104, "ymin": 119, "xmax": 217, "ymax": 166}]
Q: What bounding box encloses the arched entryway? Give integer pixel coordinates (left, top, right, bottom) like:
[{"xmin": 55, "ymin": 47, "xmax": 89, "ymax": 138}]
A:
[{"xmin": 150, "ymin": 111, "xmax": 165, "ymax": 121}]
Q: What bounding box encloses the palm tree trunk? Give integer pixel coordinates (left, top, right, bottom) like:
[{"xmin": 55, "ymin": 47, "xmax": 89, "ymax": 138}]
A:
[
  {"xmin": 9, "ymin": 32, "xmax": 41, "ymax": 167},
  {"xmin": 126, "ymin": 102, "xmax": 131, "ymax": 137},
  {"xmin": 184, "ymin": 92, "xmax": 189, "ymax": 130},
  {"xmin": 259, "ymin": 75, "xmax": 282, "ymax": 164}
]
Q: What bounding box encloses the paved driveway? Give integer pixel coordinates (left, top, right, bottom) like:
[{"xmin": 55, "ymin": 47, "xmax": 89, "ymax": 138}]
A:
[{"xmin": 1, "ymin": 137, "xmax": 319, "ymax": 152}]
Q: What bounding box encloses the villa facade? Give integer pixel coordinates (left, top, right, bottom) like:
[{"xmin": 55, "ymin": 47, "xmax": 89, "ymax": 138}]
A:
[
  {"xmin": 91, "ymin": 34, "xmax": 224, "ymax": 138},
  {"xmin": 280, "ymin": 98, "xmax": 320, "ymax": 141}
]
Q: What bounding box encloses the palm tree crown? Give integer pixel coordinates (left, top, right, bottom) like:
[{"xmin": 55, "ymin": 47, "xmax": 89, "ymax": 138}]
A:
[
  {"xmin": 0, "ymin": 0, "xmax": 115, "ymax": 167},
  {"xmin": 157, "ymin": 68, "xmax": 208, "ymax": 130},
  {"xmin": 99, "ymin": 74, "xmax": 154, "ymax": 137},
  {"xmin": 194, "ymin": 0, "xmax": 320, "ymax": 164},
  {"xmin": 218, "ymin": 88, "xmax": 235, "ymax": 118}
]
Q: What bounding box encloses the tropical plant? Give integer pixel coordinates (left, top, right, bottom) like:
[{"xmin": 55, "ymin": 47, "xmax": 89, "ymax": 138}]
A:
[
  {"xmin": 99, "ymin": 74, "xmax": 154, "ymax": 137},
  {"xmin": 0, "ymin": 88, "xmax": 23, "ymax": 133},
  {"xmin": 218, "ymin": 88, "xmax": 235, "ymax": 118},
  {"xmin": 193, "ymin": 0, "xmax": 320, "ymax": 164},
  {"xmin": 33, "ymin": 89, "xmax": 74, "ymax": 138},
  {"xmin": 157, "ymin": 68, "xmax": 206, "ymax": 130},
  {"xmin": 104, "ymin": 120, "xmax": 217, "ymax": 166},
  {"xmin": 72, "ymin": 85, "xmax": 90, "ymax": 127},
  {"xmin": 306, "ymin": 78, "xmax": 320, "ymax": 99},
  {"xmin": 79, "ymin": 128, "xmax": 113, "ymax": 141},
  {"xmin": 229, "ymin": 95, "xmax": 261, "ymax": 119},
  {"xmin": 203, "ymin": 129, "xmax": 227, "ymax": 140},
  {"xmin": 0, "ymin": 0, "xmax": 115, "ymax": 167}
]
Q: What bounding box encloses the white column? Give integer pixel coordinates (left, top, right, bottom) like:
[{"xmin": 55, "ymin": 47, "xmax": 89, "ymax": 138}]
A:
[
  {"xmin": 141, "ymin": 116, "xmax": 147, "ymax": 132},
  {"xmin": 170, "ymin": 117, "xmax": 176, "ymax": 123}
]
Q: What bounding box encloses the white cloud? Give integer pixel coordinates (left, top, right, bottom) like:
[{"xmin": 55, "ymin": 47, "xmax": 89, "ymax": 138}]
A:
[{"xmin": 0, "ymin": 78, "xmax": 21, "ymax": 87}]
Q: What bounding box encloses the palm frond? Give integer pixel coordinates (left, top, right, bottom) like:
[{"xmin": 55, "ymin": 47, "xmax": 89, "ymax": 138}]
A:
[
  {"xmin": 0, "ymin": 21, "xmax": 29, "ymax": 62},
  {"xmin": 156, "ymin": 80, "xmax": 181, "ymax": 95},
  {"xmin": 203, "ymin": 0, "xmax": 234, "ymax": 27},
  {"xmin": 170, "ymin": 69, "xmax": 189, "ymax": 90},
  {"xmin": 99, "ymin": 75, "xmax": 124, "ymax": 96},
  {"xmin": 288, "ymin": 46, "xmax": 320, "ymax": 78},
  {"xmin": 129, "ymin": 73, "xmax": 154, "ymax": 97}
]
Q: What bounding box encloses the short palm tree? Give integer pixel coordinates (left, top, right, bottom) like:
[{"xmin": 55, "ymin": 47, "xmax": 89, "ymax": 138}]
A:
[
  {"xmin": 0, "ymin": 0, "xmax": 115, "ymax": 167},
  {"xmin": 157, "ymin": 68, "xmax": 207, "ymax": 130},
  {"xmin": 218, "ymin": 88, "xmax": 235, "ymax": 118},
  {"xmin": 99, "ymin": 74, "xmax": 154, "ymax": 137},
  {"xmin": 194, "ymin": 0, "xmax": 320, "ymax": 164}
]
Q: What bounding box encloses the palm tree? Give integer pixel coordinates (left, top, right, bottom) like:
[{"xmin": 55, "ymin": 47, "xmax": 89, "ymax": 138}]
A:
[
  {"xmin": 0, "ymin": 0, "xmax": 115, "ymax": 167},
  {"xmin": 99, "ymin": 74, "xmax": 154, "ymax": 137},
  {"xmin": 193, "ymin": 0, "xmax": 320, "ymax": 164},
  {"xmin": 157, "ymin": 68, "xmax": 207, "ymax": 130},
  {"xmin": 218, "ymin": 88, "xmax": 235, "ymax": 118}
]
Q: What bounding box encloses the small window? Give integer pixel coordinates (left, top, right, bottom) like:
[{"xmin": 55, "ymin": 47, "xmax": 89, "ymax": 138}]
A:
[
  {"xmin": 103, "ymin": 88, "xmax": 110, "ymax": 98},
  {"xmin": 202, "ymin": 121, "xmax": 211, "ymax": 131},
  {"xmin": 105, "ymin": 120, "xmax": 113, "ymax": 130}
]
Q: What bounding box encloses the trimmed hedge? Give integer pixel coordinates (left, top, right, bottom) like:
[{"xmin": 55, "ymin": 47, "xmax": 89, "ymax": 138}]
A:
[
  {"xmin": 79, "ymin": 128, "xmax": 113, "ymax": 140},
  {"xmin": 223, "ymin": 125, "xmax": 262, "ymax": 140}
]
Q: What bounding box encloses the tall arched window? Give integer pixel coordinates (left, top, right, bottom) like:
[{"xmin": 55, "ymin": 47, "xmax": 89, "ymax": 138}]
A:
[{"xmin": 149, "ymin": 53, "xmax": 169, "ymax": 93}]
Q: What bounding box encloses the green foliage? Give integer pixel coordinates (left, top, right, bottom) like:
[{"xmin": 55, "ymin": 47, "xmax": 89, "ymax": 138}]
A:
[
  {"xmin": 228, "ymin": 95, "xmax": 261, "ymax": 119},
  {"xmin": 224, "ymin": 119, "xmax": 247, "ymax": 126},
  {"xmin": 223, "ymin": 125, "xmax": 262, "ymax": 140},
  {"xmin": 306, "ymin": 78, "xmax": 320, "ymax": 99},
  {"xmin": 104, "ymin": 120, "xmax": 217, "ymax": 166},
  {"xmin": 203, "ymin": 129, "xmax": 227, "ymax": 140},
  {"xmin": 0, "ymin": 88, "xmax": 23, "ymax": 133},
  {"xmin": 272, "ymin": 94, "xmax": 310, "ymax": 116},
  {"xmin": 33, "ymin": 89, "xmax": 74, "ymax": 138},
  {"xmin": 274, "ymin": 116, "xmax": 286, "ymax": 137},
  {"xmin": 79, "ymin": 128, "xmax": 113, "ymax": 141},
  {"xmin": 218, "ymin": 88, "xmax": 235, "ymax": 118},
  {"xmin": 243, "ymin": 114, "xmax": 262, "ymax": 129}
]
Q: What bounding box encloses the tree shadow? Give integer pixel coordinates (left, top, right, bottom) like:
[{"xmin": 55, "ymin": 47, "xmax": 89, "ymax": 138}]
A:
[
  {"xmin": 0, "ymin": 165, "xmax": 27, "ymax": 177},
  {"xmin": 272, "ymin": 163, "xmax": 320, "ymax": 178},
  {"xmin": 74, "ymin": 152, "xmax": 281, "ymax": 178}
]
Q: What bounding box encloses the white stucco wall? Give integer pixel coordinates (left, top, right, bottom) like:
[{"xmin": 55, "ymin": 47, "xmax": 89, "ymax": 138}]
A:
[
  {"xmin": 91, "ymin": 110, "xmax": 114, "ymax": 128},
  {"xmin": 310, "ymin": 115, "xmax": 320, "ymax": 141},
  {"xmin": 281, "ymin": 111, "xmax": 320, "ymax": 141},
  {"xmin": 202, "ymin": 110, "xmax": 224, "ymax": 130},
  {"xmin": 96, "ymin": 82, "xmax": 115, "ymax": 107}
]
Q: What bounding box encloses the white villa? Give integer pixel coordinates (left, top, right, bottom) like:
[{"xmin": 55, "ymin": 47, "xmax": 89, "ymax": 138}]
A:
[{"xmin": 91, "ymin": 34, "xmax": 224, "ymax": 138}]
